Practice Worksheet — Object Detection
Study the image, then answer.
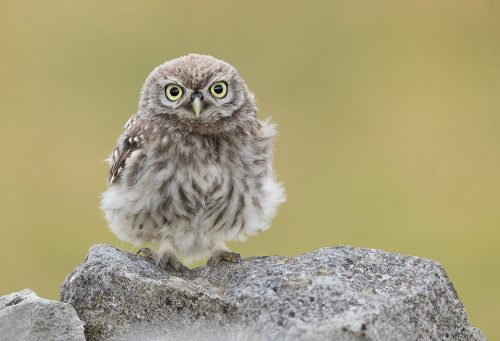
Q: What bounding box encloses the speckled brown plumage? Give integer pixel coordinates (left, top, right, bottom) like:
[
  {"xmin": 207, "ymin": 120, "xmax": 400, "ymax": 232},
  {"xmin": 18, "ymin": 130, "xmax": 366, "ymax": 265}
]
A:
[{"xmin": 101, "ymin": 54, "xmax": 285, "ymax": 270}]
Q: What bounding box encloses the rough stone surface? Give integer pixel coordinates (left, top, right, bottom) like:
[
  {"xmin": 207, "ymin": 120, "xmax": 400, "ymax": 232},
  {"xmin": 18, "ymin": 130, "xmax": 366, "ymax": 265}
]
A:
[
  {"xmin": 0, "ymin": 289, "xmax": 85, "ymax": 341},
  {"xmin": 61, "ymin": 244, "xmax": 485, "ymax": 341}
]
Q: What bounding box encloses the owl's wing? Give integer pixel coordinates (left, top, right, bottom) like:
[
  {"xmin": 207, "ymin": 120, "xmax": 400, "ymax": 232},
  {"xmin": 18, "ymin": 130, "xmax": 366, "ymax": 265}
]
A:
[{"xmin": 108, "ymin": 114, "xmax": 145, "ymax": 184}]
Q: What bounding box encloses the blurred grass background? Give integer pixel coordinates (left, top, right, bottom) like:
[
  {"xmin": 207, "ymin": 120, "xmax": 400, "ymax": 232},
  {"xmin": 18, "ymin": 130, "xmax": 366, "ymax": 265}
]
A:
[{"xmin": 1, "ymin": 0, "xmax": 499, "ymax": 338}]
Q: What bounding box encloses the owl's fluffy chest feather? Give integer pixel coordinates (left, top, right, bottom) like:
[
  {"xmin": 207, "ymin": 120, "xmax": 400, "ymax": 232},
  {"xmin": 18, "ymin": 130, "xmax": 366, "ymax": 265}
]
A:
[{"xmin": 101, "ymin": 125, "xmax": 284, "ymax": 261}]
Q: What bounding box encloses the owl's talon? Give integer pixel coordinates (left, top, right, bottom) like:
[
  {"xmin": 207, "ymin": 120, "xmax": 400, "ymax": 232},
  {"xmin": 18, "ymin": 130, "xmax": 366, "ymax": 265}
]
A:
[
  {"xmin": 207, "ymin": 250, "xmax": 241, "ymax": 267},
  {"xmin": 158, "ymin": 251, "xmax": 186, "ymax": 275},
  {"xmin": 136, "ymin": 247, "xmax": 156, "ymax": 261},
  {"xmin": 136, "ymin": 248, "xmax": 186, "ymax": 274}
]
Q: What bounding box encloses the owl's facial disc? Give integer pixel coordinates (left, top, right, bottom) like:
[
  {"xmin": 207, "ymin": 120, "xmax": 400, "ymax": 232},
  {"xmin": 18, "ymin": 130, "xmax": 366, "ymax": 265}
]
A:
[{"xmin": 140, "ymin": 54, "xmax": 256, "ymax": 133}]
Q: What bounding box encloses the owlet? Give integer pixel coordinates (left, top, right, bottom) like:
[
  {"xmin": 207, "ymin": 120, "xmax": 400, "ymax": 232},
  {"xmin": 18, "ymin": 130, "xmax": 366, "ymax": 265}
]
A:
[{"xmin": 100, "ymin": 54, "xmax": 285, "ymax": 271}]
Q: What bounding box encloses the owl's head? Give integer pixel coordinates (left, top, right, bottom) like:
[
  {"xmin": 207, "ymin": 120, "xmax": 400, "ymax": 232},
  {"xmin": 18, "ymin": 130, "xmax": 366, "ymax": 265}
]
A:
[{"xmin": 138, "ymin": 54, "xmax": 256, "ymax": 134}]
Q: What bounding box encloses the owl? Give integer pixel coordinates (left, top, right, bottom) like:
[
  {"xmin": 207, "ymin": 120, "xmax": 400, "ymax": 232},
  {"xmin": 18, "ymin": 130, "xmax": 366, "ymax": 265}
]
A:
[{"xmin": 100, "ymin": 54, "xmax": 285, "ymax": 272}]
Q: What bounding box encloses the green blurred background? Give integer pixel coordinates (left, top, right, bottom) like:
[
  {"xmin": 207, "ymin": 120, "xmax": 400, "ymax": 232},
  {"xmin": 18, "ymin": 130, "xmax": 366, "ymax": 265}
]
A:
[{"xmin": 1, "ymin": 0, "xmax": 499, "ymax": 338}]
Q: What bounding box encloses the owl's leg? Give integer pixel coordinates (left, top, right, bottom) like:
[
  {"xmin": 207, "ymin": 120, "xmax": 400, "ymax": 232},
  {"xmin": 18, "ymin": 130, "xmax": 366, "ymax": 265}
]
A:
[
  {"xmin": 137, "ymin": 240, "xmax": 187, "ymax": 274},
  {"xmin": 207, "ymin": 242, "xmax": 241, "ymax": 266}
]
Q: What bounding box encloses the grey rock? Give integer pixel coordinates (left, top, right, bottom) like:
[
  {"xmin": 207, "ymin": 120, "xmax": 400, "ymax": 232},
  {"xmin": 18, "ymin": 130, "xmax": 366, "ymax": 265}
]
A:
[
  {"xmin": 60, "ymin": 244, "xmax": 485, "ymax": 341},
  {"xmin": 0, "ymin": 289, "xmax": 85, "ymax": 341}
]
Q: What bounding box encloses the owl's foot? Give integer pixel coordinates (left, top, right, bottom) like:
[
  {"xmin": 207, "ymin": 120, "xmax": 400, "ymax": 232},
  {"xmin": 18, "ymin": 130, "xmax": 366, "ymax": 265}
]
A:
[
  {"xmin": 158, "ymin": 251, "xmax": 187, "ymax": 274},
  {"xmin": 207, "ymin": 250, "xmax": 241, "ymax": 267},
  {"xmin": 136, "ymin": 248, "xmax": 187, "ymax": 274}
]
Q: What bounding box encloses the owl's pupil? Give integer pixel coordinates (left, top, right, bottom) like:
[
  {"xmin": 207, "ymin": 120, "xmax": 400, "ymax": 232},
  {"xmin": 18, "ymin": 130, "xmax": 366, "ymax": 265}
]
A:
[
  {"xmin": 170, "ymin": 87, "xmax": 180, "ymax": 96},
  {"xmin": 214, "ymin": 84, "xmax": 223, "ymax": 94}
]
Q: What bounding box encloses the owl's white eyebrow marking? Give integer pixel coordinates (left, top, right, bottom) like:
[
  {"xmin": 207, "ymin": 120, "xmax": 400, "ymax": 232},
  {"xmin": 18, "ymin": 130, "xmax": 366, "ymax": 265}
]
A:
[
  {"xmin": 162, "ymin": 77, "xmax": 185, "ymax": 88},
  {"xmin": 207, "ymin": 73, "xmax": 228, "ymax": 85}
]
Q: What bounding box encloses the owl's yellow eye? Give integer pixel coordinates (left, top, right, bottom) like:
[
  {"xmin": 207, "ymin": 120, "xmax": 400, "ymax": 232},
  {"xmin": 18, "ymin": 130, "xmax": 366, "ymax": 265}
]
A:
[
  {"xmin": 209, "ymin": 81, "xmax": 228, "ymax": 98},
  {"xmin": 165, "ymin": 84, "xmax": 183, "ymax": 101}
]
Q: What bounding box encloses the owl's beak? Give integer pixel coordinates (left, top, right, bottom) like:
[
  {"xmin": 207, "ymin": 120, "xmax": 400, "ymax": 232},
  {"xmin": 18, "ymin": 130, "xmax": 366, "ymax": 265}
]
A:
[{"xmin": 191, "ymin": 92, "xmax": 203, "ymax": 117}]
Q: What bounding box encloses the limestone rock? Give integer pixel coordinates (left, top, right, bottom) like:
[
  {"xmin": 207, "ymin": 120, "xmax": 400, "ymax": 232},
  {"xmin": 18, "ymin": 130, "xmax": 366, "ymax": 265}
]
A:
[
  {"xmin": 60, "ymin": 244, "xmax": 485, "ymax": 341},
  {"xmin": 0, "ymin": 289, "xmax": 85, "ymax": 341}
]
